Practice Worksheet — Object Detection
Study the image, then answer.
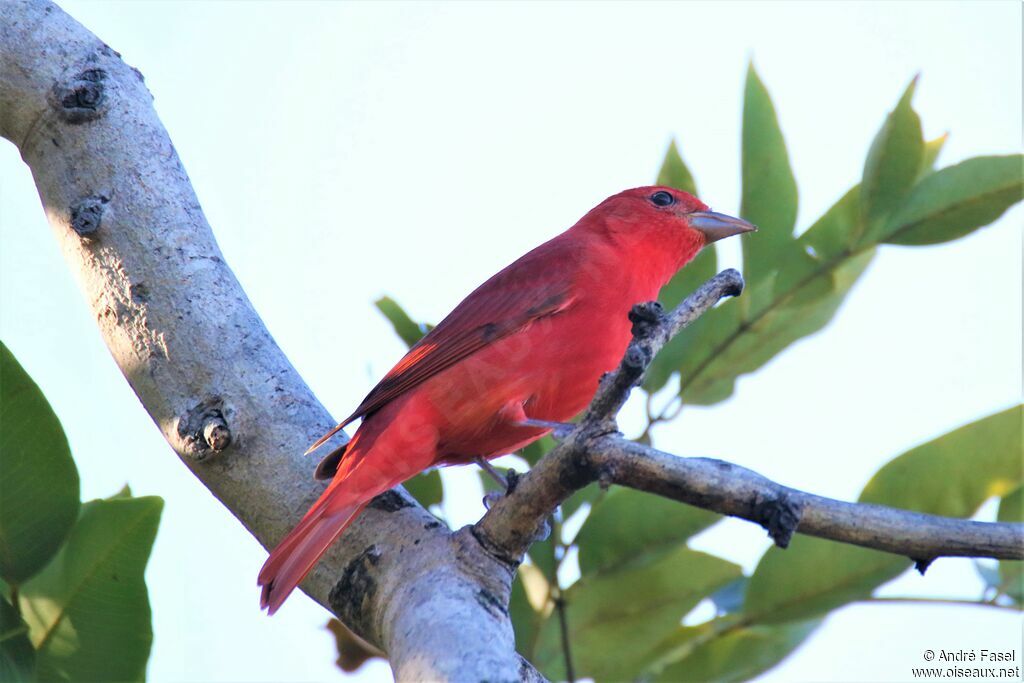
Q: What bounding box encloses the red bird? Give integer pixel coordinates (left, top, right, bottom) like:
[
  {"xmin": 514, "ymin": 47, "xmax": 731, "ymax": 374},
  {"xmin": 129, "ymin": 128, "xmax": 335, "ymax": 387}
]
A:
[{"xmin": 258, "ymin": 186, "xmax": 755, "ymax": 613}]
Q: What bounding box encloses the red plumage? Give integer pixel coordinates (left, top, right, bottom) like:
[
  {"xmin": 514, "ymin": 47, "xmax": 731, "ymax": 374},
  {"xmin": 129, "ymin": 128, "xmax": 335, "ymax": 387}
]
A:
[{"xmin": 258, "ymin": 186, "xmax": 754, "ymax": 613}]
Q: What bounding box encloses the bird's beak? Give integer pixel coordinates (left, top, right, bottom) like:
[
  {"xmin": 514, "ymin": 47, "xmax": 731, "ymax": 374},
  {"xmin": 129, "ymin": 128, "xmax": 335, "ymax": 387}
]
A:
[{"xmin": 689, "ymin": 211, "xmax": 757, "ymax": 244}]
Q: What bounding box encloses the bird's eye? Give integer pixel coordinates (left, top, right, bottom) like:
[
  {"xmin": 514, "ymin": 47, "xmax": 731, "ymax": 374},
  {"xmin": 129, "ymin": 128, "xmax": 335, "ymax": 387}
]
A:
[{"xmin": 650, "ymin": 191, "xmax": 675, "ymax": 207}]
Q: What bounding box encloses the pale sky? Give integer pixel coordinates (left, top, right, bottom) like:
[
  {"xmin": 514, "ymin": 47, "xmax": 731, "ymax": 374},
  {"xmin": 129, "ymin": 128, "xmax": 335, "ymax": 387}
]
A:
[{"xmin": 1, "ymin": 2, "xmax": 1020, "ymax": 682}]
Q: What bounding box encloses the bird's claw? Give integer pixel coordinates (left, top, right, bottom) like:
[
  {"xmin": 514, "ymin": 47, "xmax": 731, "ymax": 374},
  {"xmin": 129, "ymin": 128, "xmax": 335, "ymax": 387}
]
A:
[{"xmin": 534, "ymin": 518, "xmax": 551, "ymax": 542}]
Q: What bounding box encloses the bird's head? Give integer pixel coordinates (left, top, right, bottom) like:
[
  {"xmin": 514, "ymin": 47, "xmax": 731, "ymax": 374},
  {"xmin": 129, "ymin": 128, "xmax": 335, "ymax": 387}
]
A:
[
  {"xmin": 604, "ymin": 185, "xmax": 756, "ymax": 245},
  {"xmin": 579, "ymin": 185, "xmax": 757, "ymax": 275}
]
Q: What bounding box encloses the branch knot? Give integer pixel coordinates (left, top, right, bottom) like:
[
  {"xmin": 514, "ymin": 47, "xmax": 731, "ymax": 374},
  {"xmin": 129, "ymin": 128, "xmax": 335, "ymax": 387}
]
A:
[
  {"xmin": 176, "ymin": 397, "xmax": 232, "ymax": 460},
  {"xmin": 70, "ymin": 195, "xmax": 109, "ymax": 237},
  {"xmin": 52, "ymin": 67, "xmax": 108, "ymax": 124},
  {"xmin": 753, "ymin": 490, "xmax": 804, "ymax": 548},
  {"xmin": 628, "ymin": 301, "xmax": 665, "ymax": 339}
]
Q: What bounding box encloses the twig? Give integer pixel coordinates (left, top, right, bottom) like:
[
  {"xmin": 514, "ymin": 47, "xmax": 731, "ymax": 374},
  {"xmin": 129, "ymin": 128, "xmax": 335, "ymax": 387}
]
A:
[
  {"xmin": 639, "ymin": 394, "xmax": 683, "ymax": 444},
  {"xmin": 9, "ymin": 585, "xmax": 21, "ymax": 618},
  {"xmin": 553, "ymin": 594, "xmax": 576, "ymax": 683}
]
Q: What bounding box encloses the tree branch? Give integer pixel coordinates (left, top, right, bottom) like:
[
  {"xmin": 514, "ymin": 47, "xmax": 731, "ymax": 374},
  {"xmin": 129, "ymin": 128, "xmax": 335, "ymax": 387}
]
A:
[
  {"xmin": 0, "ymin": 2, "xmax": 530, "ymax": 679},
  {"xmin": 475, "ymin": 272, "xmax": 1024, "ymax": 566},
  {"xmin": 4, "ymin": 3, "xmax": 1019, "ymax": 681}
]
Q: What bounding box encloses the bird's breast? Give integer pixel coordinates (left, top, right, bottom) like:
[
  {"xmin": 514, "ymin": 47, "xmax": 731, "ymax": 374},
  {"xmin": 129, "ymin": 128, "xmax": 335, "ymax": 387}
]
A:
[{"xmin": 421, "ymin": 295, "xmax": 637, "ymax": 461}]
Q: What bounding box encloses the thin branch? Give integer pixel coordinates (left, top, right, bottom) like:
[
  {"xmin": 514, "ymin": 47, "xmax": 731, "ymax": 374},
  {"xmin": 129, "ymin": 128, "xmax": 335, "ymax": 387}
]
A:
[
  {"xmin": 652, "ymin": 394, "xmax": 685, "ymax": 426},
  {"xmin": 9, "ymin": 585, "xmax": 21, "ymax": 619},
  {"xmin": 594, "ymin": 438, "xmax": 1023, "ymax": 561},
  {"xmin": 475, "ymin": 270, "xmax": 1024, "ymax": 568},
  {"xmin": 549, "ymin": 519, "xmax": 577, "ymax": 682},
  {"xmin": 554, "ymin": 594, "xmax": 576, "ymax": 683},
  {"xmin": 577, "ymin": 270, "xmax": 745, "ymax": 429},
  {"xmin": 639, "ymin": 393, "xmax": 683, "ymax": 444}
]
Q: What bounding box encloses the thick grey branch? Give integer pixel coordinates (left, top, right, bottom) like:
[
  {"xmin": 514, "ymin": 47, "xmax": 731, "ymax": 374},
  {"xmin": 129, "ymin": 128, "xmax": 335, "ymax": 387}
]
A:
[
  {"xmin": 475, "ymin": 272, "xmax": 1024, "ymax": 566},
  {"xmin": 0, "ymin": 2, "xmax": 528, "ymax": 679}
]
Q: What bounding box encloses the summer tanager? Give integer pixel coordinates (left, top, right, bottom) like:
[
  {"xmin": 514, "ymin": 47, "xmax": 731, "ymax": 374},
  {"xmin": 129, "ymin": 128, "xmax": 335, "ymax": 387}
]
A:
[{"xmin": 258, "ymin": 186, "xmax": 755, "ymax": 613}]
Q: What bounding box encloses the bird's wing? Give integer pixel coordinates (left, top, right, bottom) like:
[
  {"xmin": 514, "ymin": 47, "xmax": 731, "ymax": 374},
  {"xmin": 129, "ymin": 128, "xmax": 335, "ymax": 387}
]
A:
[{"xmin": 305, "ymin": 237, "xmax": 582, "ymax": 454}]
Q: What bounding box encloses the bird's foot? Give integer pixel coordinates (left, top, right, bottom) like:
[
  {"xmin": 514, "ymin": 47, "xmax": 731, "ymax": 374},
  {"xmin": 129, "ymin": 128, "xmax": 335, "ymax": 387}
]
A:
[
  {"xmin": 475, "ymin": 457, "xmax": 520, "ymax": 505},
  {"xmin": 516, "ymin": 418, "xmax": 576, "ymax": 440},
  {"xmin": 476, "ymin": 456, "xmax": 509, "ymax": 488}
]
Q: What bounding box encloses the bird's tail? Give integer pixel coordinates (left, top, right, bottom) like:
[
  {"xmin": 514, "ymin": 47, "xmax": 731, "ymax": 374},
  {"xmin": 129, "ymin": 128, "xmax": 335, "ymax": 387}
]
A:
[
  {"xmin": 258, "ymin": 495, "xmax": 366, "ymax": 615},
  {"xmin": 258, "ymin": 429, "xmax": 405, "ymax": 614},
  {"xmin": 259, "ymin": 399, "xmax": 441, "ymax": 614}
]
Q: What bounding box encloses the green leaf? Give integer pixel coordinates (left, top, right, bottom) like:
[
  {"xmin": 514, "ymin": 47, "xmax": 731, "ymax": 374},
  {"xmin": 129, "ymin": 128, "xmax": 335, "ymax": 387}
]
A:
[
  {"xmin": 740, "ymin": 62, "xmax": 798, "ymax": 285},
  {"xmin": 527, "ymin": 533, "xmax": 558, "ymax": 583},
  {"xmin": 576, "ymin": 487, "xmax": 720, "ymax": 575},
  {"xmin": 860, "ymin": 405, "xmax": 1022, "ymax": 511},
  {"xmin": 884, "ymin": 155, "xmax": 1024, "ymax": 246},
  {"xmin": 561, "ymin": 483, "xmax": 600, "ymax": 520},
  {"xmin": 648, "ymin": 70, "xmax": 888, "ymax": 401},
  {"xmin": 374, "ymin": 296, "xmax": 426, "ymax": 347},
  {"xmin": 744, "ymin": 406, "xmax": 1023, "ymax": 623},
  {"xmin": 974, "ymin": 560, "xmax": 1002, "ymax": 593},
  {"xmin": 19, "ymin": 495, "xmax": 163, "ymax": 682},
  {"xmin": 997, "ymin": 485, "xmax": 1023, "ymax": 603},
  {"xmin": 110, "ymin": 484, "xmax": 133, "ymax": 499},
  {"xmin": 657, "ymin": 139, "xmax": 698, "ymax": 196},
  {"xmin": 766, "ymin": 186, "xmax": 865, "ymax": 311},
  {"xmin": 651, "ymin": 619, "xmax": 820, "ymax": 683},
  {"xmin": 679, "ymin": 249, "xmax": 875, "ymax": 405},
  {"xmin": 478, "ymin": 468, "xmax": 504, "ymax": 496},
  {"xmin": 510, "ymin": 564, "xmax": 549, "ymax": 659},
  {"xmin": 643, "ymin": 288, "xmax": 741, "ymax": 396},
  {"xmin": 648, "ymin": 233, "xmax": 874, "ymax": 404},
  {"xmin": 403, "ymin": 469, "xmax": 443, "ymax": 508},
  {"xmin": 0, "ymin": 595, "xmax": 35, "ymax": 682},
  {"xmin": 860, "ymin": 77, "xmax": 924, "ymax": 238},
  {"xmin": 799, "ymin": 185, "xmax": 861, "ymax": 262},
  {"xmin": 918, "ymin": 133, "xmax": 948, "ymax": 178},
  {"xmin": 0, "ymin": 342, "xmax": 80, "ymax": 584},
  {"xmin": 709, "ymin": 577, "xmax": 747, "ymax": 615},
  {"xmin": 659, "ymin": 248, "xmax": 718, "ymax": 315},
  {"xmin": 533, "ymin": 546, "xmax": 741, "ymax": 681},
  {"xmin": 743, "ymin": 538, "xmax": 906, "ymax": 625},
  {"xmin": 642, "ymin": 68, "xmax": 1022, "ymax": 409},
  {"xmin": 645, "ymin": 154, "xmax": 1021, "ymax": 405}
]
